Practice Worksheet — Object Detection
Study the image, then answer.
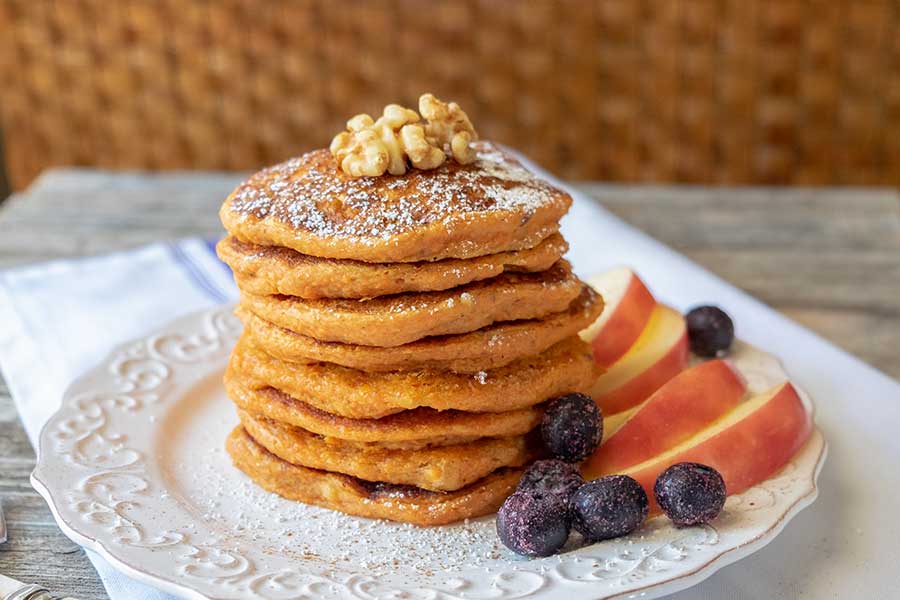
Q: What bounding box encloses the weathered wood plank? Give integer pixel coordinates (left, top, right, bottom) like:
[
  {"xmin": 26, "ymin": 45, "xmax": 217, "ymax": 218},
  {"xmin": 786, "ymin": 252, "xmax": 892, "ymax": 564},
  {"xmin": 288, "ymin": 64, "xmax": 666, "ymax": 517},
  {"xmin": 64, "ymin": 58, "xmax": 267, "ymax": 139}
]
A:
[
  {"xmin": 682, "ymin": 249, "xmax": 900, "ymax": 313},
  {"xmin": 586, "ymin": 184, "xmax": 900, "ymax": 251}
]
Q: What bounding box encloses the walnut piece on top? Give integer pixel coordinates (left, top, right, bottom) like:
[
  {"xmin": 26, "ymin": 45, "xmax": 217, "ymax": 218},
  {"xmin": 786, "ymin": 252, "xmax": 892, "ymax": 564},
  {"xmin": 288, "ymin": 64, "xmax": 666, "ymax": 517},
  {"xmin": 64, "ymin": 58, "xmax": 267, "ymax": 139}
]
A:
[
  {"xmin": 329, "ymin": 94, "xmax": 479, "ymax": 178},
  {"xmin": 419, "ymin": 93, "xmax": 478, "ymax": 165}
]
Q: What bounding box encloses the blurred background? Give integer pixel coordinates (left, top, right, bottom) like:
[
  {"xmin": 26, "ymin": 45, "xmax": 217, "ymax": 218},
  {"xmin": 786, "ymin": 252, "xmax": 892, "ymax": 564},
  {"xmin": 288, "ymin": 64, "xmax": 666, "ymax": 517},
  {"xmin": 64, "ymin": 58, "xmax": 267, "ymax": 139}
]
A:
[{"xmin": 0, "ymin": 0, "xmax": 898, "ymax": 198}]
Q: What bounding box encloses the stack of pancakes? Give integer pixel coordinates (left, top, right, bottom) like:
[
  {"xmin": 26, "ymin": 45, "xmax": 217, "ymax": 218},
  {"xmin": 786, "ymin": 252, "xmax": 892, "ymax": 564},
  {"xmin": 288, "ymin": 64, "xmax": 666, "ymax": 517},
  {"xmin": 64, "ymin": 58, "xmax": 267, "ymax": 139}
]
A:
[{"xmin": 218, "ymin": 142, "xmax": 604, "ymax": 525}]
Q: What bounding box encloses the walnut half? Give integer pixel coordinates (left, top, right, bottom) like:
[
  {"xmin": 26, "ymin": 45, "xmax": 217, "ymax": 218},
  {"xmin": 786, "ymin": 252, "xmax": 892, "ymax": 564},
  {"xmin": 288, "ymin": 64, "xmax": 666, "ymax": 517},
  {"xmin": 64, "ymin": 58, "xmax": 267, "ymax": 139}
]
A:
[{"xmin": 419, "ymin": 93, "xmax": 478, "ymax": 164}]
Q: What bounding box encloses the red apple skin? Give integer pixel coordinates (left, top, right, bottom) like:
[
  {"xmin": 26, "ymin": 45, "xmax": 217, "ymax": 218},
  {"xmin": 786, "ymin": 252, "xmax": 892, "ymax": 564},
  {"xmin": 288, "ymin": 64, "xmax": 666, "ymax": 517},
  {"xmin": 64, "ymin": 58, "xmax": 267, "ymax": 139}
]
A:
[
  {"xmin": 588, "ymin": 271, "xmax": 657, "ymax": 367},
  {"xmin": 586, "ymin": 359, "xmax": 746, "ymax": 475},
  {"xmin": 623, "ymin": 382, "xmax": 813, "ymax": 514},
  {"xmin": 594, "ymin": 330, "xmax": 689, "ymax": 414}
]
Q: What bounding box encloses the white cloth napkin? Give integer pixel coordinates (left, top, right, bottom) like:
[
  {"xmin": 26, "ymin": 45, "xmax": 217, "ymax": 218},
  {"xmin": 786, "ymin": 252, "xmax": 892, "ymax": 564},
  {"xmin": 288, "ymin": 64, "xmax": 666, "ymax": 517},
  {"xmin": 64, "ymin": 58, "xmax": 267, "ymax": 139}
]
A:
[
  {"xmin": 0, "ymin": 237, "xmax": 237, "ymax": 600},
  {"xmin": 0, "ymin": 159, "xmax": 898, "ymax": 599}
]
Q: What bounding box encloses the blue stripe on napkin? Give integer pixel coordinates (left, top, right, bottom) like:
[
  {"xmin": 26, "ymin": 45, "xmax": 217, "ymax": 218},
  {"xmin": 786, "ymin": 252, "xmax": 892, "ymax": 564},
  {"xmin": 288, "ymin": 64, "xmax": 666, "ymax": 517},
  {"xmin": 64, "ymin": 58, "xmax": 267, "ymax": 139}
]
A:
[{"xmin": 167, "ymin": 241, "xmax": 229, "ymax": 303}]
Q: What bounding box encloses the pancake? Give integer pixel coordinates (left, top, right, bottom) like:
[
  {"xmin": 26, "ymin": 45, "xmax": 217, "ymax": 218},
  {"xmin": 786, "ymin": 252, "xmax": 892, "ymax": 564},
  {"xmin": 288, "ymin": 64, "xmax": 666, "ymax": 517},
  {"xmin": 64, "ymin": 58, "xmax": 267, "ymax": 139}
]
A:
[
  {"xmin": 219, "ymin": 142, "xmax": 572, "ymax": 263},
  {"xmin": 239, "ymin": 260, "xmax": 582, "ymax": 347},
  {"xmin": 229, "ymin": 333, "xmax": 600, "ymax": 418},
  {"xmin": 217, "ymin": 233, "xmax": 568, "ymax": 299},
  {"xmin": 238, "ymin": 410, "xmax": 534, "ymax": 492},
  {"xmin": 225, "ymin": 378, "xmax": 544, "ymax": 449},
  {"xmin": 228, "ymin": 426, "xmax": 522, "ymax": 526},
  {"xmin": 238, "ymin": 286, "xmax": 602, "ymax": 372}
]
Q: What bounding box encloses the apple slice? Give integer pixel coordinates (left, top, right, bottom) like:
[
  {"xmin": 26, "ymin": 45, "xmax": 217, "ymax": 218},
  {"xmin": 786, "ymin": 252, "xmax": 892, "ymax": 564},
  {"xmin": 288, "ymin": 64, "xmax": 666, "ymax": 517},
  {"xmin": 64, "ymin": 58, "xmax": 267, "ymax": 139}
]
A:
[
  {"xmin": 594, "ymin": 382, "xmax": 812, "ymax": 513},
  {"xmin": 585, "ymin": 359, "xmax": 746, "ymax": 475},
  {"xmin": 580, "ymin": 267, "xmax": 657, "ymax": 367},
  {"xmin": 602, "ymin": 405, "xmax": 639, "ymax": 440},
  {"xmin": 591, "ymin": 304, "xmax": 689, "ymax": 414}
]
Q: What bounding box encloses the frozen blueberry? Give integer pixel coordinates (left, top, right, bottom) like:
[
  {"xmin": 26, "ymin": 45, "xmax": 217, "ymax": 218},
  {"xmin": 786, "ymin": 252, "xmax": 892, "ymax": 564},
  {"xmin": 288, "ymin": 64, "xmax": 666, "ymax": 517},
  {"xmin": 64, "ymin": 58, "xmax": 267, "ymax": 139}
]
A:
[
  {"xmin": 541, "ymin": 393, "xmax": 602, "ymax": 462},
  {"xmin": 570, "ymin": 475, "xmax": 648, "ymax": 542},
  {"xmin": 686, "ymin": 306, "xmax": 734, "ymax": 357},
  {"xmin": 496, "ymin": 491, "xmax": 570, "ymax": 557},
  {"xmin": 517, "ymin": 459, "xmax": 584, "ymax": 504},
  {"xmin": 654, "ymin": 462, "xmax": 726, "ymax": 527}
]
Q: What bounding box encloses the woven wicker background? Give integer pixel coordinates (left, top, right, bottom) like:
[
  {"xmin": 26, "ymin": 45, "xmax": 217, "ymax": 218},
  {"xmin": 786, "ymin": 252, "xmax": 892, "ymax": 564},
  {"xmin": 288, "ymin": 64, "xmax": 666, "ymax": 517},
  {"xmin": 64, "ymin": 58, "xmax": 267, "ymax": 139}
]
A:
[{"xmin": 1, "ymin": 0, "xmax": 899, "ymax": 191}]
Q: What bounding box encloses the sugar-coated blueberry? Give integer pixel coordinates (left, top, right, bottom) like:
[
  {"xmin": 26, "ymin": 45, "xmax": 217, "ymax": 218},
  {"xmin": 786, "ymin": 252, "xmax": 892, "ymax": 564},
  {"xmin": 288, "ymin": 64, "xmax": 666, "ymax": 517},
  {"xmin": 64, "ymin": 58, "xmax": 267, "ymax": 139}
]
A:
[
  {"xmin": 496, "ymin": 491, "xmax": 570, "ymax": 557},
  {"xmin": 517, "ymin": 459, "xmax": 584, "ymax": 504},
  {"xmin": 654, "ymin": 462, "xmax": 726, "ymax": 527},
  {"xmin": 541, "ymin": 393, "xmax": 602, "ymax": 462},
  {"xmin": 570, "ymin": 475, "xmax": 648, "ymax": 542},
  {"xmin": 686, "ymin": 305, "xmax": 735, "ymax": 357}
]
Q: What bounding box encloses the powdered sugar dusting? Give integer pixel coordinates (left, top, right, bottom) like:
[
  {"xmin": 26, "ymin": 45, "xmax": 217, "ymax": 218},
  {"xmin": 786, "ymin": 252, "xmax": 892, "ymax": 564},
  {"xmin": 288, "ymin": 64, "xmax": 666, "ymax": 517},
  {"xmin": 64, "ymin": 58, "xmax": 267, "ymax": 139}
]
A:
[
  {"xmin": 226, "ymin": 142, "xmax": 567, "ymax": 241},
  {"xmin": 173, "ymin": 415, "xmax": 509, "ymax": 577}
]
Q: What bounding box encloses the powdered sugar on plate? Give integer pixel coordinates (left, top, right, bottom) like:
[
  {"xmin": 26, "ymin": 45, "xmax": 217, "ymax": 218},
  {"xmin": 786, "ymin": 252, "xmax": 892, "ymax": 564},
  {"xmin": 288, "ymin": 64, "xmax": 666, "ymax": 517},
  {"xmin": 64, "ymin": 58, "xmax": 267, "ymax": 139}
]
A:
[{"xmin": 160, "ymin": 383, "xmax": 509, "ymax": 577}]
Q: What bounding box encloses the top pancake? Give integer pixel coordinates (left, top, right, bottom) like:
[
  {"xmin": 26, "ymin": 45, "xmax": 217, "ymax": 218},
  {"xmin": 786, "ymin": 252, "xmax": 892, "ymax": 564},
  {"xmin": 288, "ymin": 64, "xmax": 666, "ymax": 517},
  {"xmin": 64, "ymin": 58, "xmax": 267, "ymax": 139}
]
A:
[{"xmin": 219, "ymin": 142, "xmax": 572, "ymax": 263}]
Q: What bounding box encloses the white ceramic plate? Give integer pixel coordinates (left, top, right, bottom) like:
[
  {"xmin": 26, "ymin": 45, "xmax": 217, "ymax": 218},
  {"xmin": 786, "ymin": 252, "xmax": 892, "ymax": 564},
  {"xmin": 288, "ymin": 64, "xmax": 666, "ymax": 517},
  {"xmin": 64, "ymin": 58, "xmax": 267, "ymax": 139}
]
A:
[{"xmin": 32, "ymin": 306, "xmax": 826, "ymax": 600}]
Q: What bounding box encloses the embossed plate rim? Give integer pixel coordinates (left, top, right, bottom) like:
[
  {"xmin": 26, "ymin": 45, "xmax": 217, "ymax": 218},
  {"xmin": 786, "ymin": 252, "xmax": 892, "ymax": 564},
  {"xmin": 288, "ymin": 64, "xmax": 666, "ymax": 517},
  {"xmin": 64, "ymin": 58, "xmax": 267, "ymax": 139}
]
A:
[{"xmin": 31, "ymin": 306, "xmax": 826, "ymax": 600}]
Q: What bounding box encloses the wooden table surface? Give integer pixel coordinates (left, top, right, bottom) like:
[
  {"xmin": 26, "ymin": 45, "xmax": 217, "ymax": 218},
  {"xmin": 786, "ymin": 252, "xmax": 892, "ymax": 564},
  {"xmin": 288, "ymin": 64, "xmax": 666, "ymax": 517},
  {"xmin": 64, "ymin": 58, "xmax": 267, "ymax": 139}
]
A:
[{"xmin": 0, "ymin": 169, "xmax": 897, "ymax": 599}]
